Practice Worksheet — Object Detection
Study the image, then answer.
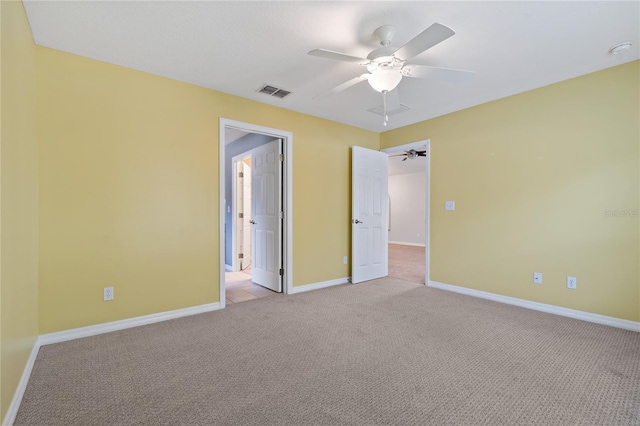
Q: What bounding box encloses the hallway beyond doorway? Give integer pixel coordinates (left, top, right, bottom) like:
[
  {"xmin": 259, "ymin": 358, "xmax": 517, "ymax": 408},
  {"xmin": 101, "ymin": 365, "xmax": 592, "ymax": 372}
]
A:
[
  {"xmin": 224, "ymin": 270, "xmax": 279, "ymax": 304},
  {"xmin": 388, "ymin": 244, "xmax": 425, "ymax": 284}
]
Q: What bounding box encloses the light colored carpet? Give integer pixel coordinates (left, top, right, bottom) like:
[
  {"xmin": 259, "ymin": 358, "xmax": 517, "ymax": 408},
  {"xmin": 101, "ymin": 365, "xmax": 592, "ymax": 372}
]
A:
[
  {"xmin": 16, "ymin": 278, "xmax": 640, "ymax": 425},
  {"xmin": 389, "ymin": 243, "xmax": 425, "ymax": 283}
]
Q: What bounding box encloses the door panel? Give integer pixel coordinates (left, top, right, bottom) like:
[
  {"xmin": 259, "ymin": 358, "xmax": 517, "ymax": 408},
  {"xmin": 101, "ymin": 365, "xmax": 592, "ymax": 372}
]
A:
[
  {"xmin": 352, "ymin": 146, "xmax": 389, "ymax": 283},
  {"xmin": 251, "ymin": 139, "xmax": 282, "ymax": 292}
]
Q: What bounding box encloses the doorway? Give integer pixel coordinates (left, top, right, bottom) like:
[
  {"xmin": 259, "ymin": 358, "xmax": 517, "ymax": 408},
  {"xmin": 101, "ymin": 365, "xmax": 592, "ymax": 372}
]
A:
[
  {"xmin": 219, "ymin": 119, "xmax": 293, "ymax": 308},
  {"xmin": 382, "ymin": 140, "xmax": 430, "ymax": 285}
]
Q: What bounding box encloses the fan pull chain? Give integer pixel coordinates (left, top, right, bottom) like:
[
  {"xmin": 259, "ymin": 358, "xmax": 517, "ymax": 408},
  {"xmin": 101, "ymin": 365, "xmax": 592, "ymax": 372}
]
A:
[{"xmin": 382, "ymin": 90, "xmax": 389, "ymax": 127}]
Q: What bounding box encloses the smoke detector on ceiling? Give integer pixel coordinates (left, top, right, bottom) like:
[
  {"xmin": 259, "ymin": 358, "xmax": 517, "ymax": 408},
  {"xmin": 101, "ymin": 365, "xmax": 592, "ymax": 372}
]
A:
[{"xmin": 609, "ymin": 42, "xmax": 632, "ymax": 55}]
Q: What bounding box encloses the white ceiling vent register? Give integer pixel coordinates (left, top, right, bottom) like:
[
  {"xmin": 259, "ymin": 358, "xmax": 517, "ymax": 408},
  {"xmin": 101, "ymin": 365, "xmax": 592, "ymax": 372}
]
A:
[
  {"xmin": 257, "ymin": 84, "xmax": 292, "ymax": 99},
  {"xmin": 368, "ymin": 104, "xmax": 411, "ymax": 117}
]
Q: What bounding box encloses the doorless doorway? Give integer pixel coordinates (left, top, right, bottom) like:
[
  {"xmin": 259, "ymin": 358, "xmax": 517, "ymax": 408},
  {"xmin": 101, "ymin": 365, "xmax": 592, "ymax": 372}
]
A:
[{"xmin": 381, "ymin": 139, "xmax": 430, "ymax": 285}]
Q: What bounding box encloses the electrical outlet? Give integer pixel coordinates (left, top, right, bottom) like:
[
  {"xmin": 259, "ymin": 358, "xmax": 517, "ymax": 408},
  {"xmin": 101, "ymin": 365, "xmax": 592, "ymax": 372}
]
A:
[
  {"xmin": 343, "ymin": 256, "xmax": 348, "ymax": 265},
  {"xmin": 567, "ymin": 277, "xmax": 577, "ymax": 290},
  {"xmin": 104, "ymin": 287, "xmax": 114, "ymax": 301},
  {"xmin": 533, "ymin": 272, "xmax": 542, "ymax": 284}
]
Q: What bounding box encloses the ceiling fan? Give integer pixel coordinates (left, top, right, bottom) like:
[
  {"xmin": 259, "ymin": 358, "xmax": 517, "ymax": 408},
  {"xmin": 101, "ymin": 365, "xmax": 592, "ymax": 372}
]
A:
[
  {"xmin": 308, "ymin": 23, "xmax": 475, "ymax": 126},
  {"xmin": 390, "ymin": 149, "xmax": 427, "ymax": 161}
]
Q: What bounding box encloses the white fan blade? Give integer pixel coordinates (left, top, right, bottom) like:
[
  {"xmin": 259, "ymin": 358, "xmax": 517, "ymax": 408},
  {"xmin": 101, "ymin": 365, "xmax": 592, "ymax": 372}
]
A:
[
  {"xmin": 402, "ymin": 64, "xmax": 476, "ymax": 83},
  {"xmin": 308, "ymin": 49, "xmax": 369, "ymax": 64},
  {"xmin": 329, "ymin": 74, "xmax": 369, "ymax": 94},
  {"xmin": 392, "ymin": 23, "xmax": 455, "ymax": 61},
  {"xmin": 314, "ymin": 74, "xmax": 369, "ymax": 98}
]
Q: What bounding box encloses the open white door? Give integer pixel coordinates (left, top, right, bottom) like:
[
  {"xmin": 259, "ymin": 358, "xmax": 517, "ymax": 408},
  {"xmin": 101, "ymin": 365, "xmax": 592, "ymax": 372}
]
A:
[
  {"xmin": 352, "ymin": 146, "xmax": 389, "ymax": 283},
  {"xmin": 251, "ymin": 139, "xmax": 282, "ymax": 292}
]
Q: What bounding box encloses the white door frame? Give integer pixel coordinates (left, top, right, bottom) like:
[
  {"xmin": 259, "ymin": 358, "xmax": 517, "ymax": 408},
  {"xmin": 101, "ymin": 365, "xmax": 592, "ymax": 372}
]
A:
[
  {"xmin": 231, "ymin": 153, "xmax": 251, "ymax": 272},
  {"xmin": 219, "ymin": 118, "xmax": 293, "ymax": 307},
  {"xmin": 381, "ymin": 139, "xmax": 430, "ymax": 285}
]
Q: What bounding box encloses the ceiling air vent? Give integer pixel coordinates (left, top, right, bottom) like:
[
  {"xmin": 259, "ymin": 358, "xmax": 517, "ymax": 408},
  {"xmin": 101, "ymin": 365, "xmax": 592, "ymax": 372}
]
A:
[
  {"xmin": 257, "ymin": 84, "xmax": 291, "ymax": 99},
  {"xmin": 368, "ymin": 104, "xmax": 412, "ymax": 117}
]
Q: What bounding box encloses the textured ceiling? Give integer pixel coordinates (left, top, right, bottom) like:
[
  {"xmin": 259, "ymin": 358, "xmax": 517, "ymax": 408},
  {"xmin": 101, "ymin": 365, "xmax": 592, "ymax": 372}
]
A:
[{"xmin": 24, "ymin": 1, "xmax": 640, "ymax": 132}]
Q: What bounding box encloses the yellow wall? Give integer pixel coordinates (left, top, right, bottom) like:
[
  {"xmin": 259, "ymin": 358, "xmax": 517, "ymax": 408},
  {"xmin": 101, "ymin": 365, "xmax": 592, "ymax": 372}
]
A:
[
  {"xmin": 1, "ymin": 4, "xmax": 639, "ymax": 415},
  {"xmin": 381, "ymin": 61, "xmax": 640, "ymax": 322},
  {"xmin": 36, "ymin": 47, "xmax": 378, "ymax": 334},
  {"xmin": 0, "ymin": 1, "xmax": 39, "ymax": 420}
]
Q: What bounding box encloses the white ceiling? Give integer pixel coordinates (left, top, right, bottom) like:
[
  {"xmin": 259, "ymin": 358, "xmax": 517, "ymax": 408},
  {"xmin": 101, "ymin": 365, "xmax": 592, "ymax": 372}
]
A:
[
  {"xmin": 224, "ymin": 128, "xmax": 249, "ymax": 145},
  {"xmin": 24, "ymin": 1, "xmax": 639, "ymax": 133}
]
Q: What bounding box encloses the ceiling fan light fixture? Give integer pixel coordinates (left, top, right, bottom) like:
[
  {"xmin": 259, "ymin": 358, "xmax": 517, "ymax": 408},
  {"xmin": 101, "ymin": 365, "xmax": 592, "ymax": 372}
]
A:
[{"xmin": 367, "ymin": 70, "xmax": 402, "ymax": 92}]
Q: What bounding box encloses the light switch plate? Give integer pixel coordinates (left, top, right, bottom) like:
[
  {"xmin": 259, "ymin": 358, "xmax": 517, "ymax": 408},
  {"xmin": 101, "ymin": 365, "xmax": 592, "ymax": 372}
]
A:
[
  {"xmin": 533, "ymin": 272, "xmax": 542, "ymax": 284},
  {"xmin": 445, "ymin": 201, "xmax": 455, "ymax": 211}
]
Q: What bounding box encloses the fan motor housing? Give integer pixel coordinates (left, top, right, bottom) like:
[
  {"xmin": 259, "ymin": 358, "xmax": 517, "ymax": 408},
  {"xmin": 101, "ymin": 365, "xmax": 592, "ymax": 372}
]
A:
[{"xmin": 367, "ymin": 46, "xmax": 397, "ymax": 61}]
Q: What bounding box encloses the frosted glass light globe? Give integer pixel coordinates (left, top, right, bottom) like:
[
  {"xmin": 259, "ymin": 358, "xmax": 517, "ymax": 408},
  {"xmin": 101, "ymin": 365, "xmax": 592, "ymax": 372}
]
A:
[{"xmin": 367, "ymin": 70, "xmax": 402, "ymax": 92}]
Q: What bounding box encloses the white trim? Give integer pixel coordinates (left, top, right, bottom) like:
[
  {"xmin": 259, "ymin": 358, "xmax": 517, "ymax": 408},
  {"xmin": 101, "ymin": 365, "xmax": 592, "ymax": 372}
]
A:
[
  {"xmin": 388, "ymin": 241, "xmax": 426, "ymax": 247},
  {"xmin": 288, "ymin": 277, "xmax": 350, "ymax": 294},
  {"xmin": 225, "ymin": 264, "xmax": 233, "ymax": 272},
  {"xmin": 428, "ymin": 280, "xmax": 640, "ymax": 332},
  {"xmin": 2, "ymin": 338, "xmax": 41, "ymax": 426},
  {"xmin": 230, "ymin": 152, "xmax": 252, "ymax": 273},
  {"xmin": 230, "ymin": 157, "xmax": 238, "ymax": 272},
  {"xmin": 3, "ymin": 302, "xmax": 221, "ymax": 425},
  {"xmin": 219, "ymin": 119, "xmax": 294, "ymax": 309},
  {"xmin": 39, "ymin": 302, "xmax": 221, "ymax": 346},
  {"xmin": 382, "ymin": 139, "xmax": 431, "ymax": 285}
]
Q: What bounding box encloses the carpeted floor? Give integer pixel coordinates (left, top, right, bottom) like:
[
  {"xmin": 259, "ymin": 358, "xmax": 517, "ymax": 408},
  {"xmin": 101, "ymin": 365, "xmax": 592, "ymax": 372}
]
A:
[
  {"xmin": 16, "ymin": 278, "xmax": 640, "ymax": 425},
  {"xmin": 388, "ymin": 243, "xmax": 425, "ymax": 283}
]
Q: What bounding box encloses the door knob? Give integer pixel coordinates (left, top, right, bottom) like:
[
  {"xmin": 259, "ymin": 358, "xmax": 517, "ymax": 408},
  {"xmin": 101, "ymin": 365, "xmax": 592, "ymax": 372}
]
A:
[
  {"xmin": 250, "ymin": 220, "xmax": 256, "ymax": 225},
  {"xmin": 353, "ymin": 219, "xmax": 363, "ymax": 224}
]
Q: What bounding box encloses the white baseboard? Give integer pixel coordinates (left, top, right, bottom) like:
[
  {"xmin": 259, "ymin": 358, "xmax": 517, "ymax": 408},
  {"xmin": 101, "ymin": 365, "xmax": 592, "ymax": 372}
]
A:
[
  {"xmin": 3, "ymin": 301, "xmax": 222, "ymax": 425},
  {"xmin": 428, "ymin": 280, "xmax": 640, "ymax": 332},
  {"xmin": 289, "ymin": 277, "xmax": 350, "ymax": 294},
  {"xmin": 388, "ymin": 241, "xmax": 426, "ymax": 247},
  {"xmin": 39, "ymin": 302, "xmax": 221, "ymax": 346},
  {"xmin": 225, "ymin": 264, "xmax": 233, "ymax": 272},
  {"xmin": 3, "ymin": 338, "xmax": 41, "ymax": 426}
]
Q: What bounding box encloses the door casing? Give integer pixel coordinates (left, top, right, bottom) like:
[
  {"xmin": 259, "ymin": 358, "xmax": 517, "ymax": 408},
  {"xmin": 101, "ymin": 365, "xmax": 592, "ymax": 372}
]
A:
[
  {"xmin": 231, "ymin": 154, "xmax": 251, "ymax": 272},
  {"xmin": 219, "ymin": 118, "xmax": 293, "ymax": 308},
  {"xmin": 381, "ymin": 139, "xmax": 431, "ymax": 285}
]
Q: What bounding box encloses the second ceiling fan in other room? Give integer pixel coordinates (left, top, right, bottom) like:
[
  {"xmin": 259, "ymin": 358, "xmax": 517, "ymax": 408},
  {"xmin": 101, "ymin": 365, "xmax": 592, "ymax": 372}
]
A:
[
  {"xmin": 308, "ymin": 23, "xmax": 475, "ymax": 126},
  {"xmin": 390, "ymin": 149, "xmax": 427, "ymax": 161}
]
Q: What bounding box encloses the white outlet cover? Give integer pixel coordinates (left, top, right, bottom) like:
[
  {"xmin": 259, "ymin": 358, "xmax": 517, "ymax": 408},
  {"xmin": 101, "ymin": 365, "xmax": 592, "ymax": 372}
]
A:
[
  {"xmin": 533, "ymin": 272, "xmax": 542, "ymax": 284},
  {"xmin": 445, "ymin": 201, "xmax": 455, "ymax": 211},
  {"xmin": 104, "ymin": 287, "xmax": 114, "ymax": 301},
  {"xmin": 567, "ymin": 277, "xmax": 577, "ymax": 289}
]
